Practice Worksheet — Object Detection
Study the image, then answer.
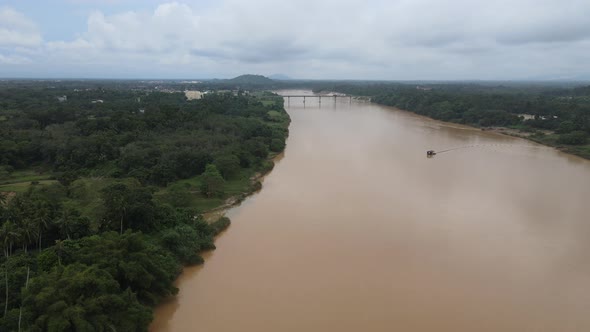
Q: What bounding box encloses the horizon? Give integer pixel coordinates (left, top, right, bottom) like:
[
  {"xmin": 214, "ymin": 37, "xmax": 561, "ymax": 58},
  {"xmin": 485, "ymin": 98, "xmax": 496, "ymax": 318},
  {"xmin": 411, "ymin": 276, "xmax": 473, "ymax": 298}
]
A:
[{"xmin": 1, "ymin": 75, "xmax": 590, "ymax": 84}]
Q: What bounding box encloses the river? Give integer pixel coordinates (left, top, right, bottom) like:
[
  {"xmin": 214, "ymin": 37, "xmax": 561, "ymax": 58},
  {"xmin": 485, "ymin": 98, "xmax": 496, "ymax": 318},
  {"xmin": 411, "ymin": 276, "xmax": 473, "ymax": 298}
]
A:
[{"xmin": 151, "ymin": 90, "xmax": 590, "ymax": 332}]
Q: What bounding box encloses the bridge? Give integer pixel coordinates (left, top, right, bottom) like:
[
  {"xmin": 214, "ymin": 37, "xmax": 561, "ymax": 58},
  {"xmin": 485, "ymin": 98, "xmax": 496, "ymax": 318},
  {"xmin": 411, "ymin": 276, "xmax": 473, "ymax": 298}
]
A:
[{"xmin": 281, "ymin": 95, "xmax": 352, "ymax": 103}]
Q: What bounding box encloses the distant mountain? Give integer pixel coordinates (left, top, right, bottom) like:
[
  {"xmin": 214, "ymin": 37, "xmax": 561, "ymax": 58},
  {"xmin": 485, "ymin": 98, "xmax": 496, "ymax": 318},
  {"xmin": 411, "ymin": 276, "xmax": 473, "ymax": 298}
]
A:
[
  {"xmin": 269, "ymin": 74, "xmax": 292, "ymax": 80},
  {"xmin": 227, "ymin": 74, "xmax": 275, "ymax": 85}
]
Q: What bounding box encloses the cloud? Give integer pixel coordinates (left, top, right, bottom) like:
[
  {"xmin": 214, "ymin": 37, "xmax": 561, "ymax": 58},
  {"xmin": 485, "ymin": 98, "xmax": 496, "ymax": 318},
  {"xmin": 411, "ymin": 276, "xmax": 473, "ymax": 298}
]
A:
[
  {"xmin": 3, "ymin": 0, "xmax": 590, "ymax": 79},
  {"xmin": 488, "ymin": 0, "xmax": 590, "ymax": 45},
  {"xmin": 0, "ymin": 7, "xmax": 42, "ymax": 48},
  {"xmin": 0, "ymin": 53, "xmax": 32, "ymax": 65},
  {"xmin": 82, "ymin": 3, "xmax": 200, "ymax": 53}
]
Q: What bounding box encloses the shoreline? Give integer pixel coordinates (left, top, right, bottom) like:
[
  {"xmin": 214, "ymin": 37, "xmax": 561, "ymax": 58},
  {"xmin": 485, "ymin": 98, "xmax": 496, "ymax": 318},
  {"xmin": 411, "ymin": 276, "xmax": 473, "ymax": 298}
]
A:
[
  {"xmin": 484, "ymin": 127, "xmax": 590, "ymax": 160},
  {"xmin": 150, "ymin": 118, "xmax": 290, "ymax": 329},
  {"xmin": 366, "ymin": 99, "xmax": 590, "ymax": 161},
  {"xmin": 200, "ymin": 151, "xmax": 285, "ymax": 223}
]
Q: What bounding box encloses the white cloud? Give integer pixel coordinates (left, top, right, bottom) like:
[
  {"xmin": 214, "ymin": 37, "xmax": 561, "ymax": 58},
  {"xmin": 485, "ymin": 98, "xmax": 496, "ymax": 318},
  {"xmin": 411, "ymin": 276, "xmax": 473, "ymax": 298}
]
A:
[
  {"xmin": 82, "ymin": 3, "xmax": 200, "ymax": 53},
  {"xmin": 0, "ymin": 53, "xmax": 32, "ymax": 65},
  {"xmin": 3, "ymin": 0, "xmax": 590, "ymax": 79},
  {"xmin": 0, "ymin": 7, "xmax": 42, "ymax": 48}
]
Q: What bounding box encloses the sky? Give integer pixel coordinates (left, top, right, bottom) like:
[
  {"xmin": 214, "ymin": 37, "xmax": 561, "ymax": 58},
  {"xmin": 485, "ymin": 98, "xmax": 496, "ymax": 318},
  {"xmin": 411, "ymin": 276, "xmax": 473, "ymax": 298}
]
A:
[{"xmin": 1, "ymin": 0, "xmax": 590, "ymax": 80}]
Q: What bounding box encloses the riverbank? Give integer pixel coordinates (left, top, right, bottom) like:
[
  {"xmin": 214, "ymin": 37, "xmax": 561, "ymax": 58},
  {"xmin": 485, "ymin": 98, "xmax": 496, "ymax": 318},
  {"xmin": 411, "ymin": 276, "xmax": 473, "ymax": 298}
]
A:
[
  {"xmin": 147, "ymin": 98, "xmax": 290, "ymax": 329},
  {"xmin": 365, "ymin": 98, "xmax": 590, "ymax": 161},
  {"xmin": 200, "ymin": 152, "xmax": 284, "ymax": 223},
  {"xmin": 150, "ymin": 152, "xmax": 284, "ymax": 330},
  {"xmin": 465, "ymin": 125, "xmax": 590, "ymax": 160}
]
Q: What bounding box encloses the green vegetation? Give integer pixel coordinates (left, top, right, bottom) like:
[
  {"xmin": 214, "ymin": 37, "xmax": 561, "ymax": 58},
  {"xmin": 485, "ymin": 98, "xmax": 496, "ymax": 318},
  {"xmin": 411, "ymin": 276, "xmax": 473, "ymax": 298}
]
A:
[
  {"xmin": 0, "ymin": 81, "xmax": 289, "ymax": 331},
  {"xmin": 316, "ymin": 83, "xmax": 590, "ymax": 159}
]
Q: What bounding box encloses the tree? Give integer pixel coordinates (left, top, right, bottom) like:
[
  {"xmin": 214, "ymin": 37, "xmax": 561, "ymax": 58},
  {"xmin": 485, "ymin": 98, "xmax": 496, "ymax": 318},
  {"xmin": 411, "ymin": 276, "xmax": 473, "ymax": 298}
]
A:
[
  {"xmin": 0, "ymin": 221, "xmax": 20, "ymax": 318},
  {"xmin": 0, "ymin": 221, "xmax": 20, "ymax": 258},
  {"xmin": 0, "ymin": 193, "xmax": 6, "ymax": 206},
  {"xmin": 101, "ymin": 183, "xmax": 130, "ymax": 235},
  {"xmin": 65, "ymin": 232, "xmax": 180, "ymax": 305},
  {"xmin": 54, "ymin": 240, "xmax": 65, "ymax": 267},
  {"xmin": 159, "ymin": 223, "xmax": 213, "ymax": 264},
  {"xmin": 56, "ymin": 171, "xmax": 79, "ymax": 187},
  {"xmin": 557, "ymin": 120, "xmax": 577, "ymax": 134},
  {"xmin": 270, "ymin": 138, "xmax": 285, "ymax": 152},
  {"xmin": 3, "ymin": 193, "xmax": 55, "ymax": 251},
  {"xmin": 557, "ymin": 131, "xmax": 588, "ymax": 145},
  {"xmin": 16, "ymin": 253, "xmax": 34, "ymax": 332},
  {"xmin": 101, "ymin": 184, "xmax": 157, "ymax": 234},
  {"xmin": 16, "ymin": 219, "xmax": 37, "ymax": 253},
  {"xmin": 213, "ymin": 154, "xmax": 240, "ymax": 179},
  {"xmin": 200, "ymin": 164, "xmax": 225, "ymax": 198},
  {"xmin": 55, "ymin": 209, "xmax": 90, "ymax": 240},
  {"xmin": 15, "ymin": 215, "xmax": 37, "ymax": 326},
  {"xmin": 244, "ymin": 138, "xmax": 269, "ymax": 159},
  {"xmin": 31, "ymin": 201, "xmax": 51, "ymax": 250},
  {"xmin": 22, "ymin": 263, "xmax": 152, "ymax": 331}
]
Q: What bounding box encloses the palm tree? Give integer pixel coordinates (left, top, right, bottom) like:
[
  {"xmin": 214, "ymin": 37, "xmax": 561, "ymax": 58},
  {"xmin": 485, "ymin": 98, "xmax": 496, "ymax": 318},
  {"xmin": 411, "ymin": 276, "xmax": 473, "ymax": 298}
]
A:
[
  {"xmin": 32, "ymin": 202, "xmax": 50, "ymax": 250},
  {"xmin": 101, "ymin": 183, "xmax": 129, "ymax": 235},
  {"xmin": 56, "ymin": 209, "xmax": 76, "ymax": 240},
  {"xmin": 0, "ymin": 221, "xmax": 20, "ymax": 318},
  {"xmin": 54, "ymin": 240, "xmax": 65, "ymax": 266},
  {"xmin": 1, "ymin": 221, "xmax": 20, "ymax": 257},
  {"xmin": 16, "ymin": 219, "xmax": 36, "ymax": 331},
  {"xmin": 17, "ymin": 219, "xmax": 37, "ymax": 253}
]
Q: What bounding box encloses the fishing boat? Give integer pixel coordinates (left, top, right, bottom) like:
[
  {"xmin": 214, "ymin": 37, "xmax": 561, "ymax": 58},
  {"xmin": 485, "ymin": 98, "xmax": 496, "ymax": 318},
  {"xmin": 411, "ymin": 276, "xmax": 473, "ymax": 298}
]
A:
[{"xmin": 426, "ymin": 150, "xmax": 436, "ymax": 156}]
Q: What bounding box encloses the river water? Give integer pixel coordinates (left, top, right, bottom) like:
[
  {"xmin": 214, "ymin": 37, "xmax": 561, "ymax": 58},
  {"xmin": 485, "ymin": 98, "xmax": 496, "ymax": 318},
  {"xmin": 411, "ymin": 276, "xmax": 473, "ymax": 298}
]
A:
[{"xmin": 151, "ymin": 90, "xmax": 590, "ymax": 332}]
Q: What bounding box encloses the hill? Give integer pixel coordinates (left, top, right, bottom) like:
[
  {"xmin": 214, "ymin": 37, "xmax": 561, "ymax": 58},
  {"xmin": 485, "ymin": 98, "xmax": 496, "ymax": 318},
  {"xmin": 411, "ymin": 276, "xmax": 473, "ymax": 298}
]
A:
[{"xmin": 227, "ymin": 74, "xmax": 275, "ymax": 85}]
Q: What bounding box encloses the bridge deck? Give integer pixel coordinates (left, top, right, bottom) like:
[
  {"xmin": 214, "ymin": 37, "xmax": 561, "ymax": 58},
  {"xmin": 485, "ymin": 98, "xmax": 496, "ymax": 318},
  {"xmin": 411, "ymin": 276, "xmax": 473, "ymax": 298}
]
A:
[{"xmin": 281, "ymin": 95, "xmax": 348, "ymax": 97}]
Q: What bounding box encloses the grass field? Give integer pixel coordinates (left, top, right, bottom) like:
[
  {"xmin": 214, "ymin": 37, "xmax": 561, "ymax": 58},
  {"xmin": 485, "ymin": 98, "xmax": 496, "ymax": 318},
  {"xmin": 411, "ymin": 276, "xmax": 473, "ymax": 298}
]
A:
[
  {"xmin": 0, "ymin": 170, "xmax": 53, "ymax": 185},
  {"xmin": 0, "ymin": 169, "xmax": 55, "ymax": 193},
  {"xmin": 154, "ymin": 167, "xmax": 257, "ymax": 212},
  {"xmin": 64, "ymin": 177, "xmax": 142, "ymax": 221},
  {"xmin": 0, "ymin": 180, "xmax": 58, "ymax": 193}
]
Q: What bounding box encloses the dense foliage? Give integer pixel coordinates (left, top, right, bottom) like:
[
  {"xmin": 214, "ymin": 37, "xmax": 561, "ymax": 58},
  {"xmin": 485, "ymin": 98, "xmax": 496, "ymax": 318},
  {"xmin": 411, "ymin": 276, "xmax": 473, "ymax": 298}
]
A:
[
  {"xmin": 0, "ymin": 82, "xmax": 289, "ymax": 331},
  {"xmin": 0, "ymin": 86, "xmax": 288, "ymax": 183}
]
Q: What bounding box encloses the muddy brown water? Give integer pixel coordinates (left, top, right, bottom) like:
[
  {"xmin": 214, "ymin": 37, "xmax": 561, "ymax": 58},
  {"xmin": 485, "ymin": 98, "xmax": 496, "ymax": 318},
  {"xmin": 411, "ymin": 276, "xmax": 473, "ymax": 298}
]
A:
[{"xmin": 151, "ymin": 90, "xmax": 590, "ymax": 332}]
